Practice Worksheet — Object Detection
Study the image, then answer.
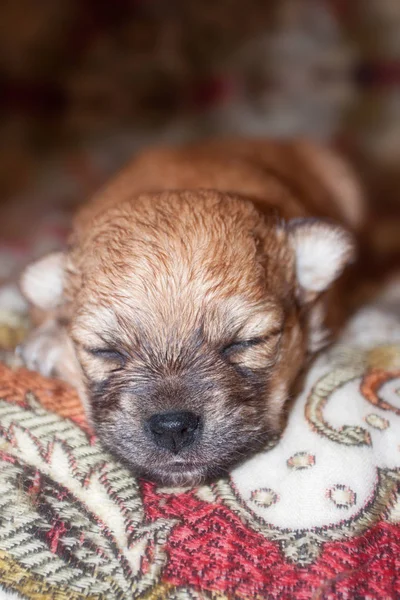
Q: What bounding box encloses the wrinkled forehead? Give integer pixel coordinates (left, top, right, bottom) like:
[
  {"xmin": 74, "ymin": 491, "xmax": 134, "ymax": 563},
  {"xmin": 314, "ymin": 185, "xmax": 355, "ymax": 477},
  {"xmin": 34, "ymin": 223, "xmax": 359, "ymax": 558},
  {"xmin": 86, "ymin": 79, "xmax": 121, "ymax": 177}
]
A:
[
  {"xmin": 76, "ymin": 226, "xmax": 263, "ymax": 302},
  {"xmin": 72, "ymin": 273, "xmax": 282, "ymax": 349},
  {"xmin": 71, "ymin": 242, "xmax": 284, "ymax": 346}
]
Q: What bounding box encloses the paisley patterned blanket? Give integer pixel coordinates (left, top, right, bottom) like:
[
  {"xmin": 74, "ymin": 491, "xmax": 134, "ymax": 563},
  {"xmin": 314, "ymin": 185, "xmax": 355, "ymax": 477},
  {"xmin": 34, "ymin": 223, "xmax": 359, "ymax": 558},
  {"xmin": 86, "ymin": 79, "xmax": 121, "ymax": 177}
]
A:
[{"xmin": 0, "ymin": 281, "xmax": 399, "ymax": 599}]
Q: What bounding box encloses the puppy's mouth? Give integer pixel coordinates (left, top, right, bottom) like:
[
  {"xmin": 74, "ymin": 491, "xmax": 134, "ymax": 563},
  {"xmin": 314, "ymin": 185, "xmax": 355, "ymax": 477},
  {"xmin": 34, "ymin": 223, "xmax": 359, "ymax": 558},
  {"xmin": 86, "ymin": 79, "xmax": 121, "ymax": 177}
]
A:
[{"xmin": 167, "ymin": 461, "xmax": 206, "ymax": 470}]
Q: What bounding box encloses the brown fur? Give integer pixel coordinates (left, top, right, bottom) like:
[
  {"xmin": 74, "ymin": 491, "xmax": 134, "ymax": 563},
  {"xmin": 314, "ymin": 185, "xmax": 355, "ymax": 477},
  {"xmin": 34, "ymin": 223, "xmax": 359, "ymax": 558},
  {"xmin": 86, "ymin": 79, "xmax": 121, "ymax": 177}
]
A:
[{"xmin": 20, "ymin": 137, "xmax": 364, "ymax": 485}]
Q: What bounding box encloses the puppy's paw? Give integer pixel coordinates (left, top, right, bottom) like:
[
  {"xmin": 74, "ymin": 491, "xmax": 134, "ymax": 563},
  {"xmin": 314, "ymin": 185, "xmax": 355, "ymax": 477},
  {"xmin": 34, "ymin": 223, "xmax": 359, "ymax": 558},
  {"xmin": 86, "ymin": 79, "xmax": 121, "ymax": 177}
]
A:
[{"xmin": 18, "ymin": 320, "xmax": 68, "ymax": 379}]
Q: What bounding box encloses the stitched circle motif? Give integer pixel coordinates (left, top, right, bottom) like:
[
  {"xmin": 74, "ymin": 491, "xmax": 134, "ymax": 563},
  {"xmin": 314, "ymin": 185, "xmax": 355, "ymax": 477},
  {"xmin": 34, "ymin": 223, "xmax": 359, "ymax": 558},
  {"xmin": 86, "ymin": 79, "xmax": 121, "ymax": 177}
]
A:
[
  {"xmin": 327, "ymin": 484, "xmax": 357, "ymax": 509},
  {"xmin": 251, "ymin": 488, "xmax": 278, "ymax": 508},
  {"xmin": 287, "ymin": 452, "xmax": 316, "ymax": 470}
]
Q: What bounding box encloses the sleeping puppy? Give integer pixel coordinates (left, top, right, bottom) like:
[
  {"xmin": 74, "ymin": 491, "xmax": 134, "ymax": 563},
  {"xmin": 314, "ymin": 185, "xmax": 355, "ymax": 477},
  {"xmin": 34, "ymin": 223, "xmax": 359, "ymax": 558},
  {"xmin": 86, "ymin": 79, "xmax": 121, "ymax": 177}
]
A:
[{"xmin": 19, "ymin": 138, "xmax": 364, "ymax": 485}]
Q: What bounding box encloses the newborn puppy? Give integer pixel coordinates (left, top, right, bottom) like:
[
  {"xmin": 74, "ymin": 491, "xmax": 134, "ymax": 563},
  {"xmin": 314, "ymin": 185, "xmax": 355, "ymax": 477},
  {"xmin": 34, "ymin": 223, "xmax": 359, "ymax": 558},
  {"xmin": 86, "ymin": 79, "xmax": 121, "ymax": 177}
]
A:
[{"xmin": 20, "ymin": 138, "xmax": 364, "ymax": 485}]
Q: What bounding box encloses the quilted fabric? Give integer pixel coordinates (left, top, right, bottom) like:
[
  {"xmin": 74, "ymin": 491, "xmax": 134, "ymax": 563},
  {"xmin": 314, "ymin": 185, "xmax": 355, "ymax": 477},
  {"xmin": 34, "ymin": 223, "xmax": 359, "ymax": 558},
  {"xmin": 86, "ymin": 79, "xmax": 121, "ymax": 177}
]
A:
[{"xmin": 0, "ymin": 282, "xmax": 399, "ymax": 599}]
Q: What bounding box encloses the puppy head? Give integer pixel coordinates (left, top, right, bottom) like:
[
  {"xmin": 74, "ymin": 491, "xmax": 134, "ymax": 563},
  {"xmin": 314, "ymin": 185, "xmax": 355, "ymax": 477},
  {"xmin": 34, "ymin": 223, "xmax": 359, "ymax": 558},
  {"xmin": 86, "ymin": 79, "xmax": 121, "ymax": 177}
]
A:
[{"xmin": 21, "ymin": 191, "xmax": 354, "ymax": 485}]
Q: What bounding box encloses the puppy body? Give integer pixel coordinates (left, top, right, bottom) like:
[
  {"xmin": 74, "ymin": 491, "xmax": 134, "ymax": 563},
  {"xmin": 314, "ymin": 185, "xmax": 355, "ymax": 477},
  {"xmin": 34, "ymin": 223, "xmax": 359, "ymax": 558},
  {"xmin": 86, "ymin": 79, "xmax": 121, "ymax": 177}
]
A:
[
  {"xmin": 20, "ymin": 138, "xmax": 363, "ymax": 485},
  {"xmin": 78, "ymin": 138, "xmax": 362, "ymax": 228}
]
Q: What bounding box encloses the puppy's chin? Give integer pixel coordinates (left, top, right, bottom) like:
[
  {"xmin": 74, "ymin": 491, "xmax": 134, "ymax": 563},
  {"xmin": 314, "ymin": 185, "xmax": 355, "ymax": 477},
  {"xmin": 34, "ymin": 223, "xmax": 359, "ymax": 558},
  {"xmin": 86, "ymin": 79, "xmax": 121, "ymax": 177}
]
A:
[
  {"xmin": 136, "ymin": 462, "xmax": 222, "ymax": 487},
  {"xmin": 100, "ymin": 445, "xmax": 222, "ymax": 486}
]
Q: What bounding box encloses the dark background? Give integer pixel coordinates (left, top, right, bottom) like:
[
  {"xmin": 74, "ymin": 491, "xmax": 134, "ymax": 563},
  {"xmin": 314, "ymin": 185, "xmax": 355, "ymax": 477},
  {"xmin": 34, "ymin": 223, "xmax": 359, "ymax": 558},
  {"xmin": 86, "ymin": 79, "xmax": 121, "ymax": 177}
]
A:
[{"xmin": 0, "ymin": 0, "xmax": 399, "ymax": 279}]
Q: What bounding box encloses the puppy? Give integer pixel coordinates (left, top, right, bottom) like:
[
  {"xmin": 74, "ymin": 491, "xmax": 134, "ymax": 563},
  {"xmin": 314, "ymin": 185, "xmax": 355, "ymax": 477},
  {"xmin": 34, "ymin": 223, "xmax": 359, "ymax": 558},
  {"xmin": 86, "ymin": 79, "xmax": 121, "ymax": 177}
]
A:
[{"xmin": 19, "ymin": 138, "xmax": 364, "ymax": 485}]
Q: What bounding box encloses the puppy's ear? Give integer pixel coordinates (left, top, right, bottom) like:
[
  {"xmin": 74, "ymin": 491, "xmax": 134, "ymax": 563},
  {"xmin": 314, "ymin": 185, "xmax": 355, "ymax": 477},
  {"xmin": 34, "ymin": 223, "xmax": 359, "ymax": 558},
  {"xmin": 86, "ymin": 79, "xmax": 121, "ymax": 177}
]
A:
[
  {"xmin": 20, "ymin": 252, "xmax": 65, "ymax": 310},
  {"xmin": 288, "ymin": 219, "xmax": 355, "ymax": 303}
]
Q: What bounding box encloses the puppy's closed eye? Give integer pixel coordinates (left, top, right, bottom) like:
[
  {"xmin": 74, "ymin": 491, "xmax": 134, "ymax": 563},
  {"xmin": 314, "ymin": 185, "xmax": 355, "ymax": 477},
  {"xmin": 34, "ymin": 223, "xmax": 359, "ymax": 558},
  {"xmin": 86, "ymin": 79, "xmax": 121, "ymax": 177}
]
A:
[
  {"xmin": 221, "ymin": 330, "xmax": 282, "ymax": 372},
  {"xmin": 86, "ymin": 347, "xmax": 127, "ymax": 367},
  {"xmin": 222, "ymin": 338, "xmax": 264, "ymax": 357}
]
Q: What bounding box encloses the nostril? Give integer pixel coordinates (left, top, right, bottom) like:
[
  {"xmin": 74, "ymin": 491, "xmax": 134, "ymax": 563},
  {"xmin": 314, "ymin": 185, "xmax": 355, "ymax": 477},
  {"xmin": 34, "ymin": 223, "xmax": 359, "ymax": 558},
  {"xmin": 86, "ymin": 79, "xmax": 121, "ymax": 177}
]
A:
[{"xmin": 147, "ymin": 411, "xmax": 200, "ymax": 453}]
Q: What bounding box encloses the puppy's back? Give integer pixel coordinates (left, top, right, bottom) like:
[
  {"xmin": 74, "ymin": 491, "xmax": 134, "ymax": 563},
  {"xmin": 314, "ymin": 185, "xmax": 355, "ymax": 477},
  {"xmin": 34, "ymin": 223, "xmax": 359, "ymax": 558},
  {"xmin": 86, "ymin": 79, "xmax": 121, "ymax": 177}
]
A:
[{"xmin": 75, "ymin": 138, "xmax": 364, "ymax": 234}]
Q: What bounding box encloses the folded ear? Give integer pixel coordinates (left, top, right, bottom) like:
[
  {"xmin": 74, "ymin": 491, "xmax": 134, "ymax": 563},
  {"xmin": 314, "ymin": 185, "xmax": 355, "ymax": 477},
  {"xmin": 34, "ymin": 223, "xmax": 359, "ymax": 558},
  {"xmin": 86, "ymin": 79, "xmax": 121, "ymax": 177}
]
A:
[
  {"xmin": 288, "ymin": 219, "xmax": 355, "ymax": 303},
  {"xmin": 20, "ymin": 251, "xmax": 65, "ymax": 310}
]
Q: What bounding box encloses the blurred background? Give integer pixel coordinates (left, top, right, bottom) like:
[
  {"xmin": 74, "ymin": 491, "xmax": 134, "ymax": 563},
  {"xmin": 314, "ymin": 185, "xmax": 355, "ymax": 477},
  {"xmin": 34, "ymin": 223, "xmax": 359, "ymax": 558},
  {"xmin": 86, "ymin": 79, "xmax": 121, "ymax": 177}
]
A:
[{"xmin": 1, "ymin": 0, "xmax": 400, "ymax": 284}]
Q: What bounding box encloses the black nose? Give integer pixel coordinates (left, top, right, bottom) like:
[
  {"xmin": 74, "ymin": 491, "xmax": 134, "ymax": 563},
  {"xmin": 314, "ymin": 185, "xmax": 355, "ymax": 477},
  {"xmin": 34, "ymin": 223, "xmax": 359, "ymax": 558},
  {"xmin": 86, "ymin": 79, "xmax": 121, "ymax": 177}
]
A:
[{"xmin": 147, "ymin": 411, "xmax": 200, "ymax": 453}]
